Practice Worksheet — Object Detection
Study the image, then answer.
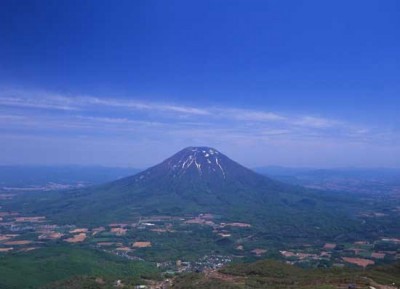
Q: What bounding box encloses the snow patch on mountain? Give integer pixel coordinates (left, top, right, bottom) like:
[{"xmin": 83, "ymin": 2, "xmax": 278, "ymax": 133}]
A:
[{"xmin": 169, "ymin": 147, "xmax": 226, "ymax": 178}]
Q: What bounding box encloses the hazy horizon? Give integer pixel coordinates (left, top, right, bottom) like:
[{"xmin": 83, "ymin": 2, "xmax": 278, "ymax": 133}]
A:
[{"xmin": 1, "ymin": 154, "xmax": 400, "ymax": 171}]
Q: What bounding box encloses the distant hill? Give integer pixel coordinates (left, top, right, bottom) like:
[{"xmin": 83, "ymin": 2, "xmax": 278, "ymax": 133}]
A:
[
  {"xmin": 8, "ymin": 147, "xmax": 360, "ymax": 238},
  {"xmin": 255, "ymin": 166, "xmax": 400, "ymax": 195},
  {"xmin": 0, "ymin": 165, "xmax": 139, "ymax": 187},
  {"xmin": 172, "ymin": 259, "xmax": 400, "ymax": 289},
  {"xmin": 255, "ymin": 166, "xmax": 400, "ymax": 183}
]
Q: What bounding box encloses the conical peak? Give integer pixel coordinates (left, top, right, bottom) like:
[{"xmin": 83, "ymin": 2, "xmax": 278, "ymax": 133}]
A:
[
  {"xmin": 132, "ymin": 146, "xmax": 263, "ymax": 185},
  {"xmin": 167, "ymin": 146, "xmax": 226, "ymax": 178}
]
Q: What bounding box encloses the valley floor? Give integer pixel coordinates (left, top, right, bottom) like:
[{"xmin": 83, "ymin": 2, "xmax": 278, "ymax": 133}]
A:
[{"xmin": 1, "ymin": 196, "xmax": 400, "ymax": 271}]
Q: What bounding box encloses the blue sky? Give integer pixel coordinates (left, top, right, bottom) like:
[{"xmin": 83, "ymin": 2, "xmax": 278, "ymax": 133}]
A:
[{"xmin": 0, "ymin": 0, "xmax": 399, "ymax": 168}]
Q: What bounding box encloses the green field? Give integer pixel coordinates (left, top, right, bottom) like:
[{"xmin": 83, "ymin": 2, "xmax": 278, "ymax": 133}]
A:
[{"xmin": 0, "ymin": 246, "xmax": 159, "ymax": 289}]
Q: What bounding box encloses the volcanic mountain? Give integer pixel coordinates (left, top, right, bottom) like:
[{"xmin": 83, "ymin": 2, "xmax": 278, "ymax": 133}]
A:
[
  {"xmin": 15, "ymin": 147, "xmax": 356, "ymax": 236},
  {"xmin": 119, "ymin": 146, "xmax": 273, "ymax": 197}
]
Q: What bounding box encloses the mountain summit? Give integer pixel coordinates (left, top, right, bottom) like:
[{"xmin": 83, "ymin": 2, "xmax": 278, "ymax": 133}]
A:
[
  {"xmin": 153, "ymin": 146, "xmax": 228, "ymax": 178},
  {"xmin": 130, "ymin": 146, "xmax": 266, "ymax": 186}
]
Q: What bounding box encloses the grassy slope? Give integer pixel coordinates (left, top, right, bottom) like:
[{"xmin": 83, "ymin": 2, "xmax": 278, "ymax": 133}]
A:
[
  {"xmin": 6, "ymin": 179, "xmax": 361, "ymax": 239},
  {"xmin": 0, "ymin": 246, "xmax": 158, "ymax": 289},
  {"xmin": 172, "ymin": 260, "xmax": 400, "ymax": 289}
]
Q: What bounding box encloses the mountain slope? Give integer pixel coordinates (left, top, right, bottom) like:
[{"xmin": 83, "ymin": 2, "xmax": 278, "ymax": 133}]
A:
[
  {"xmin": 10, "ymin": 147, "xmax": 359, "ymax": 237},
  {"xmin": 105, "ymin": 146, "xmax": 282, "ymax": 211},
  {"xmin": 172, "ymin": 259, "xmax": 400, "ymax": 289}
]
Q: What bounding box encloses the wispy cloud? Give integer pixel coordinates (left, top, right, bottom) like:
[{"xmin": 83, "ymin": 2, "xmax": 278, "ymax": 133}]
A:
[
  {"xmin": 293, "ymin": 116, "xmax": 341, "ymax": 128},
  {"xmin": 2, "ymin": 88, "xmax": 397, "ymax": 167},
  {"xmin": 0, "ymin": 89, "xmax": 342, "ymax": 129},
  {"xmin": 0, "ymin": 90, "xmax": 79, "ymax": 111},
  {"xmin": 80, "ymin": 97, "xmax": 211, "ymax": 116},
  {"xmin": 0, "ymin": 89, "xmax": 211, "ymax": 116},
  {"xmin": 219, "ymin": 108, "xmax": 286, "ymax": 122}
]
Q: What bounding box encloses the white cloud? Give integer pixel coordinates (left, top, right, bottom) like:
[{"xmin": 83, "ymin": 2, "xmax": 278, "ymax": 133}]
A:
[
  {"xmin": 219, "ymin": 108, "xmax": 286, "ymax": 122},
  {"xmin": 293, "ymin": 116, "xmax": 340, "ymax": 128},
  {"xmin": 1, "ymin": 88, "xmax": 392, "ymax": 148},
  {"xmin": 0, "ymin": 89, "xmax": 345, "ymax": 129},
  {"xmin": 0, "ymin": 96, "xmax": 77, "ymax": 111}
]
